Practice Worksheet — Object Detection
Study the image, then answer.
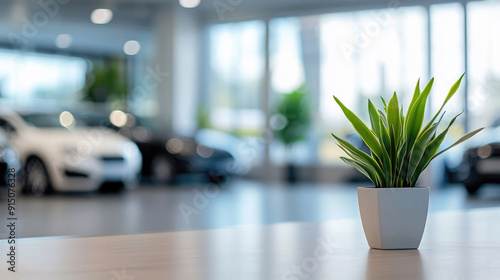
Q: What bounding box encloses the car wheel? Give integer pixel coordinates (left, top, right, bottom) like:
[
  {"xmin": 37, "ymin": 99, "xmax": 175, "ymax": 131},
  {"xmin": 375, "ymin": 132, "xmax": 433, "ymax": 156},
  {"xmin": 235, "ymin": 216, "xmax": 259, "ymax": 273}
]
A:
[
  {"xmin": 151, "ymin": 155, "xmax": 174, "ymax": 184},
  {"xmin": 465, "ymin": 183, "xmax": 482, "ymax": 196},
  {"xmin": 24, "ymin": 157, "xmax": 51, "ymax": 196}
]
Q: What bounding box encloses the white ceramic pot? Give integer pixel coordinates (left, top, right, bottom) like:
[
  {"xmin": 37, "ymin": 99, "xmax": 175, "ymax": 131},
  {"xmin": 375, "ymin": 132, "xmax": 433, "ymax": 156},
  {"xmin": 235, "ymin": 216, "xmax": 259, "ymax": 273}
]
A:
[{"xmin": 358, "ymin": 187, "xmax": 429, "ymax": 250}]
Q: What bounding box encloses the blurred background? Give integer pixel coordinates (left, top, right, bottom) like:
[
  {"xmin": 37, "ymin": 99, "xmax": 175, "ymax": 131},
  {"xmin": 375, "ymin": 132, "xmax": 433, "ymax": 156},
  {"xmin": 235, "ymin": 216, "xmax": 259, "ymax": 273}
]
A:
[{"xmin": 1, "ymin": 0, "xmax": 500, "ymax": 238}]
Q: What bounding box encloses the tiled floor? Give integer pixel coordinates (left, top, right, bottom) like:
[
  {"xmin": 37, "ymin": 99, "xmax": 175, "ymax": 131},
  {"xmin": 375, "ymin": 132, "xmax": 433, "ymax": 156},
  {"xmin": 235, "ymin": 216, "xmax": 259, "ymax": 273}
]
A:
[{"xmin": 1, "ymin": 179, "xmax": 500, "ymax": 239}]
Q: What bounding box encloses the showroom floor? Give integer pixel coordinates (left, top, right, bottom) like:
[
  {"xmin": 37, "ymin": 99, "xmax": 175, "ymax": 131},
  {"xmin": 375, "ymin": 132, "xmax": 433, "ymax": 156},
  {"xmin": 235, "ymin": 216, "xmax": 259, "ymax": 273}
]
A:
[{"xmin": 1, "ymin": 179, "xmax": 500, "ymax": 239}]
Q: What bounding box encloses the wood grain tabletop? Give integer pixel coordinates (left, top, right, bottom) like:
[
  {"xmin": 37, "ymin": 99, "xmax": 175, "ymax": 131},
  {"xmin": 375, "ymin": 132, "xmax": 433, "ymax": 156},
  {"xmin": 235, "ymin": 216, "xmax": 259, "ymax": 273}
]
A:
[{"xmin": 1, "ymin": 208, "xmax": 500, "ymax": 280}]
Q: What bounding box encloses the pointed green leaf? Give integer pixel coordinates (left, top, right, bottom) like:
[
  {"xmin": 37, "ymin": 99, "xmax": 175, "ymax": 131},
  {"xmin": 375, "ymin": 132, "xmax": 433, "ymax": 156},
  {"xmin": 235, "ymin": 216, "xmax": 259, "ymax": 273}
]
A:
[
  {"xmin": 378, "ymin": 117, "xmax": 391, "ymax": 153},
  {"xmin": 409, "ymin": 112, "xmax": 460, "ymax": 183},
  {"xmin": 381, "ymin": 97, "xmax": 387, "ymax": 110},
  {"xmin": 333, "ymin": 96, "xmax": 382, "ymax": 158},
  {"xmin": 338, "ymin": 147, "xmax": 382, "ymax": 187},
  {"xmin": 408, "ymin": 78, "xmax": 421, "ymax": 113},
  {"xmin": 368, "ymin": 100, "xmax": 381, "ymax": 138},
  {"xmin": 378, "ymin": 110, "xmax": 388, "ymax": 129},
  {"xmin": 423, "ymin": 73, "xmax": 465, "ymax": 132},
  {"xmin": 340, "ymin": 157, "xmax": 377, "ymax": 185},
  {"xmin": 332, "ymin": 133, "xmax": 385, "ymax": 180},
  {"xmin": 405, "ymin": 78, "xmax": 434, "ymax": 144},
  {"xmin": 433, "ymin": 127, "xmax": 484, "ymax": 159},
  {"xmin": 387, "ymin": 92, "xmax": 401, "ymax": 141},
  {"xmin": 405, "ymin": 123, "xmax": 439, "ymax": 183}
]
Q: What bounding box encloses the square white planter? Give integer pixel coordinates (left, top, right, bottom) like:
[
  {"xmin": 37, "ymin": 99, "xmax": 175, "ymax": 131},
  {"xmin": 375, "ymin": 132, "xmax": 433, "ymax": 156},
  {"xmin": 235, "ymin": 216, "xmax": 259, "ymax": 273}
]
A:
[{"xmin": 358, "ymin": 187, "xmax": 429, "ymax": 250}]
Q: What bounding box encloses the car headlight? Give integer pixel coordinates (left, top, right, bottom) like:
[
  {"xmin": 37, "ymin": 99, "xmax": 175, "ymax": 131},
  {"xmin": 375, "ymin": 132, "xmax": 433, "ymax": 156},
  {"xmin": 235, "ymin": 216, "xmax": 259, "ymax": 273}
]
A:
[{"xmin": 122, "ymin": 142, "xmax": 141, "ymax": 160}]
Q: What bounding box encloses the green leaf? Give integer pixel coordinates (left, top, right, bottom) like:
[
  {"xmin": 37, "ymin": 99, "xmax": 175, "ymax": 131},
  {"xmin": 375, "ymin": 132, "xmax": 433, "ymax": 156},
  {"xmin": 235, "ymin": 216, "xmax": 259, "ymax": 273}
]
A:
[
  {"xmin": 378, "ymin": 117, "xmax": 391, "ymax": 152},
  {"xmin": 395, "ymin": 139, "xmax": 409, "ymax": 186},
  {"xmin": 340, "ymin": 157, "xmax": 378, "ymax": 186},
  {"xmin": 332, "ymin": 133, "xmax": 385, "ymax": 182},
  {"xmin": 380, "ymin": 148, "xmax": 393, "ymax": 187},
  {"xmin": 333, "ymin": 96, "xmax": 382, "ymax": 158},
  {"xmin": 338, "ymin": 148, "xmax": 382, "ymax": 187},
  {"xmin": 405, "ymin": 122, "xmax": 440, "ymax": 183},
  {"xmin": 387, "ymin": 92, "xmax": 401, "ymax": 142},
  {"xmin": 433, "ymin": 127, "xmax": 484, "ymax": 159},
  {"xmin": 409, "ymin": 112, "xmax": 460, "ymax": 183},
  {"xmin": 399, "ymin": 108, "xmax": 404, "ymax": 133},
  {"xmin": 368, "ymin": 100, "xmax": 381, "ymax": 137},
  {"xmin": 423, "ymin": 73, "xmax": 465, "ymax": 132},
  {"xmin": 405, "ymin": 78, "xmax": 434, "ymax": 144},
  {"xmin": 378, "ymin": 110, "xmax": 388, "ymax": 129},
  {"xmin": 407, "ymin": 78, "xmax": 421, "ymax": 113},
  {"xmin": 381, "ymin": 97, "xmax": 388, "ymax": 111}
]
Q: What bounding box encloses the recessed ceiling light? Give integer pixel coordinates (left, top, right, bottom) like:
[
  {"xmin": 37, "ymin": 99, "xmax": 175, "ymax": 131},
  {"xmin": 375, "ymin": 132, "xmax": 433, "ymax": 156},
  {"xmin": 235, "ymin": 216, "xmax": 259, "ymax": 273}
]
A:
[
  {"xmin": 55, "ymin": 34, "xmax": 72, "ymax": 49},
  {"xmin": 123, "ymin": 40, "xmax": 141, "ymax": 56},
  {"xmin": 91, "ymin": 9, "xmax": 113, "ymax": 24},
  {"xmin": 179, "ymin": 0, "xmax": 200, "ymax": 8}
]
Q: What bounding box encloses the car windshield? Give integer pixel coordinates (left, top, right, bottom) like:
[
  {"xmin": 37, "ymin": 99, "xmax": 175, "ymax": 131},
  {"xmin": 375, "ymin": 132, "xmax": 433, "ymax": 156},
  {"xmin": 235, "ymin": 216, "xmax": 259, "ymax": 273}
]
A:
[{"xmin": 20, "ymin": 113, "xmax": 86, "ymax": 128}]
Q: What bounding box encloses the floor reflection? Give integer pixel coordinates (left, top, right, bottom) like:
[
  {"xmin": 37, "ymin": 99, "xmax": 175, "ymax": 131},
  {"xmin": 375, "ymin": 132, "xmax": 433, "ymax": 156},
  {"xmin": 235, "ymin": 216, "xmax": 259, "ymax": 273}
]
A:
[
  {"xmin": 1, "ymin": 180, "xmax": 500, "ymax": 238},
  {"xmin": 364, "ymin": 249, "xmax": 424, "ymax": 280}
]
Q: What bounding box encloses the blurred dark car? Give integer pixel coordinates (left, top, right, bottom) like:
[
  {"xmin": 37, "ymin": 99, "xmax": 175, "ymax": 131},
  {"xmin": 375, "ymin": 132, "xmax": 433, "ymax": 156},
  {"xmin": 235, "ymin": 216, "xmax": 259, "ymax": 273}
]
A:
[
  {"xmin": 0, "ymin": 130, "xmax": 21, "ymax": 194},
  {"xmin": 448, "ymin": 117, "xmax": 500, "ymax": 195},
  {"xmin": 76, "ymin": 111, "xmax": 234, "ymax": 184}
]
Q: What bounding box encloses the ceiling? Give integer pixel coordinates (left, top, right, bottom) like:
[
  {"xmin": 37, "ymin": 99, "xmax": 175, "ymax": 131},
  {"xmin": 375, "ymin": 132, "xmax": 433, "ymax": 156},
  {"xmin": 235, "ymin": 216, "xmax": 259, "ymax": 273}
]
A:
[
  {"xmin": 0, "ymin": 0, "xmax": 459, "ymax": 56},
  {"xmin": 0, "ymin": 0, "xmax": 161, "ymax": 56}
]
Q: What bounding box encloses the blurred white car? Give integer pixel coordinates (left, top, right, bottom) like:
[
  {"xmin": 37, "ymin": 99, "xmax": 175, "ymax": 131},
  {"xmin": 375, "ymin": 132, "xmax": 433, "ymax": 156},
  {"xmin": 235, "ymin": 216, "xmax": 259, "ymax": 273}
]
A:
[{"xmin": 0, "ymin": 111, "xmax": 142, "ymax": 195}]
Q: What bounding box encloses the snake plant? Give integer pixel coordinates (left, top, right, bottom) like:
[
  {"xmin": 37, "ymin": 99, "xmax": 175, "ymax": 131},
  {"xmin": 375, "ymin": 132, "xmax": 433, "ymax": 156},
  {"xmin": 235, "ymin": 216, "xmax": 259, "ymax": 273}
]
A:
[{"xmin": 332, "ymin": 75, "xmax": 483, "ymax": 188}]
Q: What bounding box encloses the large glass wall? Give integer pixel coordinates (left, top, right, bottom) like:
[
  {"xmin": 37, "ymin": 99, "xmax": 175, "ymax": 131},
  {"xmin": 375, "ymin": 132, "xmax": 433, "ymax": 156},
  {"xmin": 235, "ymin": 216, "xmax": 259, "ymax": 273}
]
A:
[
  {"xmin": 467, "ymin": 1, "xmax": 500, "ymax": 130},
  {"xmin": 207, "ymin": 20, "xmax": 266, "ymax": 136},
  {"xmin": 0, "ymin": 50, "xmax": 87, "ymax": 102},
  {"xmin": 318, "ymin": 6, "xmax": 428, "ymax": 163},
  {"xmin": 204, "ymin": 2, "xmax": 493, "ymax": 167}
]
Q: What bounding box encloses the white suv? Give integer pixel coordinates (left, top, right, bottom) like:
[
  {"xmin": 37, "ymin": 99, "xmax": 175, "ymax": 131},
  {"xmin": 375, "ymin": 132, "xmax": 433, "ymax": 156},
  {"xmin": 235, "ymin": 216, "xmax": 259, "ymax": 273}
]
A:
[{"xmin": 0, "ymin": 111, "xmax": 142, "ymax": 195}]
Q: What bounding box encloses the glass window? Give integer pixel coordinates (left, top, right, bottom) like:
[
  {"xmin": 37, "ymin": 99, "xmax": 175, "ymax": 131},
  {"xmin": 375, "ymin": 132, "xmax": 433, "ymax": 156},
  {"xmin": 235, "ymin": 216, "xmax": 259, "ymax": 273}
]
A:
[
  {"xmin": 319, "ymin": 6, "xmax": 428, "ymax": 163},
  {"xmin": 270, "ymin": 18, "xmax": 305, "ymax": 95},
  {"xmin": 0, "ymin": 50, "xmax": 87, "ymax": 101},
  {"xmin": 430, "ymin": 3, "xmax": 466, "ymax": 128},
  {"xmin": 429, "ymin": 3, "xmax": 466, "ymax": 168},
  {"xmin": 467, "ymin": 1, "xmax": 500, "ymax": 130},
  {"xmin": 207, "ymin": 20, "xmax": 265, "ymax": 135},
  {"xmin": 269, "ymin": 17, "xmax": 310, "ymax": 165}
]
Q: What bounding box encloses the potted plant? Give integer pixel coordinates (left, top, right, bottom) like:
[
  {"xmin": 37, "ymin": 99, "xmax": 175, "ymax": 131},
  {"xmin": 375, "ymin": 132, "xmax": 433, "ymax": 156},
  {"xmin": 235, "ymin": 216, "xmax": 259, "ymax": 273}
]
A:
[
  {"xmin": 273, "ymin": 87, "xmax": 311, "ymax": 183},
  {"xmin": 332, "ymin": 75, "xmax": 483, "ymax": 249}
]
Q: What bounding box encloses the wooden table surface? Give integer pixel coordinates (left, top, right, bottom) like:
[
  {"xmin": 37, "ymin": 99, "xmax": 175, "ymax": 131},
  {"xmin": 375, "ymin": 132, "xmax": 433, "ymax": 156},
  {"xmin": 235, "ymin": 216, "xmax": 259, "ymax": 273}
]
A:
[{"xmin": 1, "ymin": 208, "xmax": 500, "ymax": 280}]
